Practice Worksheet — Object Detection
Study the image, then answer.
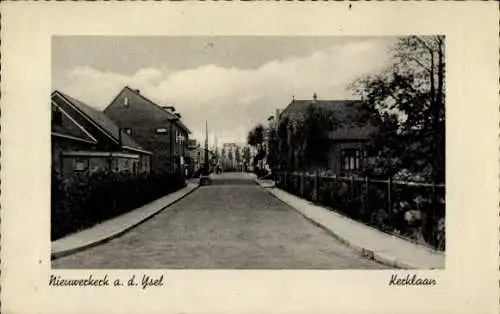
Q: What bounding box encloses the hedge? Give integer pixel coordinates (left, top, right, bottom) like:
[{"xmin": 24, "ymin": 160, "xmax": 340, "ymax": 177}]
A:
[{"xmin": 51, "ymin": 170, "xmax": 186, "ymax": 240}]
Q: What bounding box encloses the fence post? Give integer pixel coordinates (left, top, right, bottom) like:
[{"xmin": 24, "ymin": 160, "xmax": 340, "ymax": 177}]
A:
[
  {"xmin": 313, "ymin": 170, "xmax": 319, "ymax": 201},
  {"xmin": 333, "ymin": 174, "xmax": 337, "ymax": 198},
  {"xmin": 431, "ymin": 182, "xmax": 437, "ymax": 248},
  {"xmin": 387, "ymin": 177, "xmax": 393, "ymax": 226},
  {"xmin": 364, "ymin": 176, "xmax": 369, "ymax": 214},
  {"xmin": 300, "ymin": 171, "xmax": 305, "ymax": 197},
  {"xmin": 350, "ymin": 176, "xmax": 355, "ymax": 201}
]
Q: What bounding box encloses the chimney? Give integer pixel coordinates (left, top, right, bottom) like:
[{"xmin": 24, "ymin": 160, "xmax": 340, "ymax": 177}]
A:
[
  {"xmin": 313, "ymin": 93, "xmax": 318, "ymax": 104},
  {"xmin": 135, "ymin": 89, "xmax": 140, "ymax": 94}
]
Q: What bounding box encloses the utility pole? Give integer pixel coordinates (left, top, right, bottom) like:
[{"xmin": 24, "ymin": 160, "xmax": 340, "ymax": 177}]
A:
[
  {"xmin": 204, "ymin": 120, "xmax": 209, "ymax": 175},
  {"xmin": 214, "ymin": 132, "xmax": 218, "ymax": 157}
]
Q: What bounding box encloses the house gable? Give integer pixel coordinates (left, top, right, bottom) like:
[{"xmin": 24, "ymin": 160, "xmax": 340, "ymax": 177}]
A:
[
  {"xmin": 51, "ymin": 101, "xmax": 97, "ymax": 144},
  {"xmin": 52, "ymin": 91, "xmax": 151, "ymax": 155},
  {"xmin": 104, "ymin": 86, "xmax": 192, "ymax": 172},
  {"xmin": 105, "ymin": 86, "xmax": 191, "ymax": 134}
]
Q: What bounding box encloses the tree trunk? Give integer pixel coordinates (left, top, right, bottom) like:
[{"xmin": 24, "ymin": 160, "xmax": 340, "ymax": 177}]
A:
[
  {"xmin": 429, "ymin": 44, "xmax": 439, "ymax": 185},
  {"xmin": 436, "ymin": 38, "xmax": 445, "ymax": 183}
]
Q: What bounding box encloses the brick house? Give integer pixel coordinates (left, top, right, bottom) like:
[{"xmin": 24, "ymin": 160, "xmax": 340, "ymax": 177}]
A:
[
  {"xmin": 278, "ymin": 94, "xmax": 379, "ymax": 175},
  {"xmin": 51, "ymin": 91, "xmax": 152, "ymax": 178},
  {"xmin": 104, "ymin": 87, "xmax": 191, "ymax": 173}
]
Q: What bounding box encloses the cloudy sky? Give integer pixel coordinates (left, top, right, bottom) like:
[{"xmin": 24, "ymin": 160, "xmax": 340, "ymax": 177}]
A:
[{"xmin": 52, "ymin": 36, "xmax": 396, "ymax": 145}]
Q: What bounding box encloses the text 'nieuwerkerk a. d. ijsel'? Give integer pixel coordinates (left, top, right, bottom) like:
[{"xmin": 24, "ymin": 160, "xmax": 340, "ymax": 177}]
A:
[{"xmin": 49, "ymin": 274, "xmax": 165, "ymax": 289}]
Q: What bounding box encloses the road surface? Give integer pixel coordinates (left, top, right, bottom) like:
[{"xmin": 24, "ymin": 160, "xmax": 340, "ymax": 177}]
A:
[{"xmin": 52, "ymin": 172, "xmax": 387, "ymax": 269}]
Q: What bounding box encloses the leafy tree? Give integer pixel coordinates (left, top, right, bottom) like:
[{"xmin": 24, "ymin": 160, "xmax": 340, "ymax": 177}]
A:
[
  {"xmin": 242, "ymin": 146, "xmax": 251, "ymax": 164},
  {"xmin": 267, "ymin": 127, "xmax": 279, "ymax": 171},
  {"xmin": 273, "ymin": 106, "xmax": 339, "ymax": 171},
  {"xmin": 297, "ymin": 105, "xmax": 339, "ymax": 169},
  {"xmin": 235, "ymin": 146, "xmax": 241, "ymax": 164},
  {"xmin": 276, "ymin": 116, "xmax": 291, "ymax": 170},
  {"xmin": 247, "ymin": 124, "xmax": 266, "ymax": 170},
  {"xmin": 247, "ymin": 124, "xmax": 265, "ymax": 148},
  {"xmin": 351, "ymin": 35, "xmax": 445, "ymax": 183}
]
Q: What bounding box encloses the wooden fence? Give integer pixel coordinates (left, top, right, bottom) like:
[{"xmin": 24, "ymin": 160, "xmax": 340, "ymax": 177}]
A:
[{"xmin": 274, "ymin": 171, "xmax": 445, "ymax": 251}]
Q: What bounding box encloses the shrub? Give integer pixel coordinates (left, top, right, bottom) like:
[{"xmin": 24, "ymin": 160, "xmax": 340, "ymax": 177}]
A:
[{"xmin": 51, "ymin": 169, "xmax": 186, "ymax": 240}]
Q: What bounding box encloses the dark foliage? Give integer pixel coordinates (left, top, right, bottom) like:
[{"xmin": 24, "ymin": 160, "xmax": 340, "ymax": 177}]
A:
[
  {"xmin": 267, "ymin": 105, "xmax": 337, "ymax": 172},
  {"xmin": 247, "ymin": 124, "xmax": 265, "ymax": 148},
  {"xmin": 351, "ymin": 36, "xmax": 445, "ymax": 183},
  {"xmin": 51, "ymin": 169, "xmax": 186, "ymax": 240},
  {"xmin": 266, "ymin": 127, "xmax": 279, "ymax": 171},
  {"xmin": 275, "ymin": 171, "xmax": 445, "ymax": 251}
]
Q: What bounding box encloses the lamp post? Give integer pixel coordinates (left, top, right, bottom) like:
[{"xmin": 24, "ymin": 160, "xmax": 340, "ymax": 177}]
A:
[{"xmin": 203, "ymin": 120, "xmax": 209, "ymax": 175}]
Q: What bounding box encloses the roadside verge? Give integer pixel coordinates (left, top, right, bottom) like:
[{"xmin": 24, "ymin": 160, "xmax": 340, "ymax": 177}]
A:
[
  {"xmin": 255, "ymin": 179, "xmax": 445, "ymax": 269},
  {"xmin": 51, "ymin": 182, "xmax": 198, "ymax": 260}
]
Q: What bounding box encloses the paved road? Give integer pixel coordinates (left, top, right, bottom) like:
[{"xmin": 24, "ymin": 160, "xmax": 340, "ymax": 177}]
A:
[{"xmin": 52, "ymin": 172, "xmax": 387, "ymax": 269}]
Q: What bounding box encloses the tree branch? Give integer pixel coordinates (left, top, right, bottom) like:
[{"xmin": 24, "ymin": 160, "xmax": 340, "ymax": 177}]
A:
[
  {"xmin": 403, "ymin": 54, "xmax": 432, "ymax": 73},
  {"xmin": 410, "ymin": 36, "xmax": 435, "ymax": 55}
]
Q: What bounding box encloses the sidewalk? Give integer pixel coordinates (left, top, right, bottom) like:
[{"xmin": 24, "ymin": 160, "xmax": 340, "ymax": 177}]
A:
[
  {"xmin": 51, "ymin": 182, "xmax": 198, "ymax": 260},
  {"xmin": 256, "ymin": 179, "xmax": 445, "ymax": 269}
]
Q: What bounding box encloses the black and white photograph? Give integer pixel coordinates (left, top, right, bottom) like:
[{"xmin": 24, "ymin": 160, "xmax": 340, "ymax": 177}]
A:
[
  {"xmin": 51, "ymin": 35, "xmax": 445, "ymax": 269},
  {"xmin": 3, "ymin": 3, "xmax": 499, "ymax": 314}
]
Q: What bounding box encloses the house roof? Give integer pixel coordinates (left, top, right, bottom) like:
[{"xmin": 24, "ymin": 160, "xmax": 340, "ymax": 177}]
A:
[
  {"xmin": 280, "ymin": 99, "xmax": 379, "ymax": 140},
  {"xmin": 52, "ymin": 91, "xmax": 152, "ymax": 155},
  {"xmin": 51, "ymin": 102, "xmax": 97, "ymax": 144},
  {"xmin": 120, "ymin": 86, "xmax": 192, "ymax": 134}
]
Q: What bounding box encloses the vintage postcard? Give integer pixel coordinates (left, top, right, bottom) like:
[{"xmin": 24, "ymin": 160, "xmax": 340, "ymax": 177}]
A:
[{"xmin": 1, "ymin": 2, "xmax": 499, "ymax": 314}]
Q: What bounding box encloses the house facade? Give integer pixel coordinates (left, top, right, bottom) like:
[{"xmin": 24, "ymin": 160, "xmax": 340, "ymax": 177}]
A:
[
  {"xmin": 187, "ymin": 140, "xmax": 202, "ymax": 174},
  {"xmin": 104, "ymin": 87, "xmax": 191, "ymax": 173},
  {"xmin": 51, "ymin": 91, "xmax": 152, "ymax": 178},
  {"xmin": 277, "ymin": 94, "xmax": 379, "ymax": 176},
  {"xmin": 187, "ymin": 140, "xmax": 215, "ymax": 175}
]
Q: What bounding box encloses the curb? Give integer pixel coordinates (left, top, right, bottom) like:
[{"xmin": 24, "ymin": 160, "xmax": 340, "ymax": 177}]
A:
[
  {"xmin": 51, "ymin": 183, "xmax": 199, "ymax": 260},
  {"xmin": 253, "ymin": 178, "xmax": 275, "ymax": 188},
  {"xmin": 255, "ymin": 179, "xmax": 439, "ymax": 269}
]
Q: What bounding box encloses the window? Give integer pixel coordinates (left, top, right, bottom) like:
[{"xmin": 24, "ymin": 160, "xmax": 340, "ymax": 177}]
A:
[
  {"xmin": 74, "ymin": 158, "xmax": 88, "ymax": 172},
  {"xmin": 123, "ymin": 97, "xmax": 129, "ymax": 107},
  {"xmin": 123, "ymin": 128, "xmax": 132, "ymax": 135},
  {"xmin": 341, "ymin": 149, "xmax": 362, "ymax": 172},
  {"xmin": 133, "ymin": 161, "xmax": 139, "ymax": 173},
  {"xmin": 156, "ymin": 128, "xmax": 168, "ymax": 134},
  {"xmin": 124, "ymin": 158, "xmax": 131, "ymax": 171}
]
